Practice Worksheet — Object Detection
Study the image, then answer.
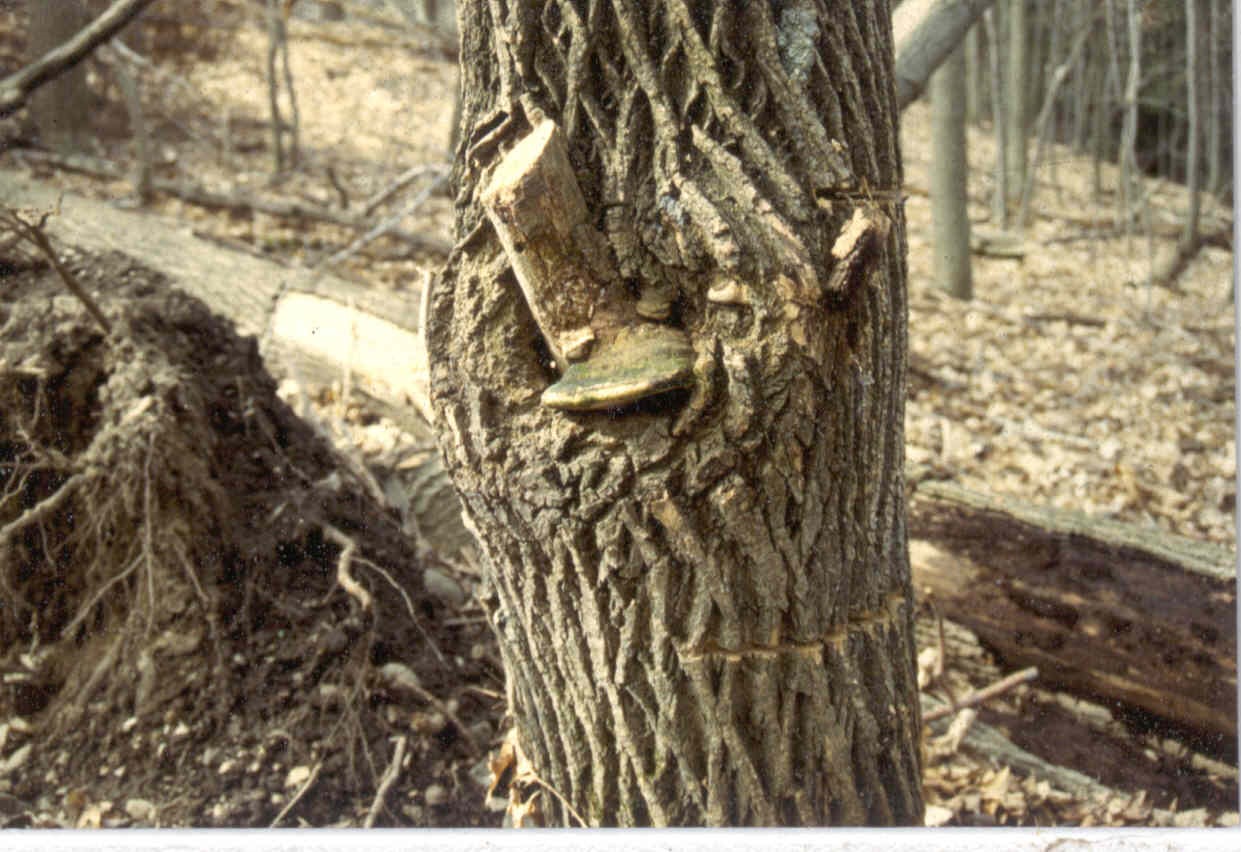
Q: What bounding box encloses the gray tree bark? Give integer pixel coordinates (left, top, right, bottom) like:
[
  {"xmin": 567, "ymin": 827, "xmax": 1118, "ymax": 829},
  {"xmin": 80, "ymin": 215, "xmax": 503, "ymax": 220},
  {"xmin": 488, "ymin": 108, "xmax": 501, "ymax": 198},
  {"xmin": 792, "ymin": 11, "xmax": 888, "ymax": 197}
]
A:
[
  {"xmin": 1183, "ymin": 0, "xmax": 1201, "ymax": 245},
  {"xmin": 892, "ymin": 0, "xmax": 997, "ymax": 110},
  {"xmin": 426, "ymin": 0, "xmax": 922, "ymax": 827},
  {"xmin": 985, "ymin": 7, "xmax": 1007, "ymax": 225},
  {"xmin": 26, "ymin": 0, "xmax": 91, "ymax": 152},
  {"xmin": 1003, "ymin": 0, "xmax": 1026, "ymax": 203},
  {"xmin": 931, "ymin": 44, "xmax": 972, "ymax": 299},
  {"xmin": 964, "ymin": 22, "xmax": 982, "ymax": 124}
]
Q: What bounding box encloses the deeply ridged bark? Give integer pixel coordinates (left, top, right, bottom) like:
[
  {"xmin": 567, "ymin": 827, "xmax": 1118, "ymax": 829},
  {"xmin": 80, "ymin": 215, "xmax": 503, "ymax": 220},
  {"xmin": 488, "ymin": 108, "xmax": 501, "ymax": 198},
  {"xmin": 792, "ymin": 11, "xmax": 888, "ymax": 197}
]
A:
[{"xmin": 427, "ymin": 0, "xmax": 922, "ymax": 825}]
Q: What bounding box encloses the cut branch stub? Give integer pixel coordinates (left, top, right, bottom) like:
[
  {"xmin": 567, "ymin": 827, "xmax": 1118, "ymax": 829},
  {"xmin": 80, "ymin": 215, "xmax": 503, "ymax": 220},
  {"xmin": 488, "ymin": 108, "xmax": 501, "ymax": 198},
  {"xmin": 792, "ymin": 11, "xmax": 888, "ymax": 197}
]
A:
[
  {"xmin": 481, "ymin": 119, "xmax": 605, "ymax": 368},
  {"xmin": 482, "ymin": 119, "xmax": 693, "ymax": 412}
]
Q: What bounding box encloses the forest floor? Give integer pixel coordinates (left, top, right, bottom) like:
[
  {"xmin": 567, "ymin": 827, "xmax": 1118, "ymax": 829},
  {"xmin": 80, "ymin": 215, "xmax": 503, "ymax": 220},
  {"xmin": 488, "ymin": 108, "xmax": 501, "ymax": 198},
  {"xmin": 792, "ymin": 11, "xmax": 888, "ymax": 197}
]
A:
[{"xmin": 0, "ymin": 0, "xmax": 1236, "ymax": 830}]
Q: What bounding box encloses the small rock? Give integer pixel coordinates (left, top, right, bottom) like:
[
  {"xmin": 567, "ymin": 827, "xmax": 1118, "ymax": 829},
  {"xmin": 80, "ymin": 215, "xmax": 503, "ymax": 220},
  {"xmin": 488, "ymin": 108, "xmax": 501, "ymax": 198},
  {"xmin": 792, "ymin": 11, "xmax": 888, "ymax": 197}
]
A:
[
  {"xmin": 378, "ymin": 662, "xmax": 423, "ymax": 699},
  {"xmin": 125, "ymin": 798, "xmax": 156, "ymax": 823},
  {"xmin": 424, "ymin": 785, "xmax": 449, "ymax": 807},
  {"xmin": 121, "ymin": 714, "xmax": 139, "ymax": 733},
  {"xmin": 200, "ymin": 747, "xmax": 219, "ymax": 768},
  {"xmin": 423, "ymin": 568, "xmax": 467, "ymax": 608},
  {"xmin": 284, "ymin": 765, "xmax": 312, "ymax": 789},
  {"xmin": 218, "ymin": 759, "xmax": 238, "ymax": 776},
  {"xmin": 171, "ymin": 722, "xmax": 191, "ymax": 739}
]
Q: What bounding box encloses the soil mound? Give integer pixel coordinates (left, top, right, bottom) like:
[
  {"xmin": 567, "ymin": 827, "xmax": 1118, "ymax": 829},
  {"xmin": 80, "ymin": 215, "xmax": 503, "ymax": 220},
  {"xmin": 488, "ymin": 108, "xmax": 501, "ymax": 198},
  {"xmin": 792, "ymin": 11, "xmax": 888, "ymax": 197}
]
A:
[{"xmin": 0, "ymin": 249, "xmax": 493, "ymax": 826}]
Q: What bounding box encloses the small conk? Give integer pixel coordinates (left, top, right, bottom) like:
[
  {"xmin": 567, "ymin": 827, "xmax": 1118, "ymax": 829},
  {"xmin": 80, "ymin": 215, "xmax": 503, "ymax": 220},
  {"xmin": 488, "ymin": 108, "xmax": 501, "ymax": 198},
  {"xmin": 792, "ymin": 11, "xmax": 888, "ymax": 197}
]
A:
[{"xmin": 541, "ymin": 324, "xmax": 694, "ymax": 412}]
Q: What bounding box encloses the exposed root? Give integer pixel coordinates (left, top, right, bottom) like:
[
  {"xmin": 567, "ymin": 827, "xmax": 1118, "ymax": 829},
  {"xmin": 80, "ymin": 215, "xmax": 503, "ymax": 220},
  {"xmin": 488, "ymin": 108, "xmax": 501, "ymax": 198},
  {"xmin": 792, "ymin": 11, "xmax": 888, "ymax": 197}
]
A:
[{"xmin": 363, "ymin": 735, "xmax": 408, "ymax": 828}]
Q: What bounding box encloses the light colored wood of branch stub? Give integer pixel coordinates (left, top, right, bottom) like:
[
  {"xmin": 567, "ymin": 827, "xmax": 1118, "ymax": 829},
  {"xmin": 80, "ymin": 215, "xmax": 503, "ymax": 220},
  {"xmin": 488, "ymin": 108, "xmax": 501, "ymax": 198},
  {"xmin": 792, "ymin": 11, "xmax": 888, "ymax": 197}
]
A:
[{"xmin": 481, "ymin": 120, "xmax": 600, "ymax": 369}]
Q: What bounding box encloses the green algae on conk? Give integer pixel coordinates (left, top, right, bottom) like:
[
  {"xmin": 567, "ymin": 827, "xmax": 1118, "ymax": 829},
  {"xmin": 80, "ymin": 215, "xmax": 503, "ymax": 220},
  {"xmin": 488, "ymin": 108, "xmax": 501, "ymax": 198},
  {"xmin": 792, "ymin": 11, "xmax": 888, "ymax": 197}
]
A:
[{"xmin": 541, "ymin": 325, "xmax": 694, "ymax": 412}]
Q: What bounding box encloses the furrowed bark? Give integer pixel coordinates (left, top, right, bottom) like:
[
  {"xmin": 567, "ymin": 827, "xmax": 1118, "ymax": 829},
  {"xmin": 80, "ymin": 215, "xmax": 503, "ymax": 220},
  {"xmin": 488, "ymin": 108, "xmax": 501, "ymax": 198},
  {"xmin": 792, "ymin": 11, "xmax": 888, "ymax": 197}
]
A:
[{"xmin": 427, "ymin": 0, "xmax": 921, "ymax": 826}]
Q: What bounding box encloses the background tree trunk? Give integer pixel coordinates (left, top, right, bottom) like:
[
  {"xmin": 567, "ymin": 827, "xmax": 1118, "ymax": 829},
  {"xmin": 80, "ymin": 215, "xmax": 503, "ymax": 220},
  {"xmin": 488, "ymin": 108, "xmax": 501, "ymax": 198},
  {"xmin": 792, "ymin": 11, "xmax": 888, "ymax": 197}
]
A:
[
  {"xmin": 1183, "ymin": 0, "xmax": 1201, "ymax": 245},
  {"xmin": 1003, "ymin": 0, "xmax": 1026, "ymax": 204},
  {"xmin": 931, "ymin": 43, "xmax": 972, "ymax": 299},
  {"xmin": 965, "ymin": 23, "xmax": 982, "ymax": 124},
  {"xmin": 985, "ymin": 7, "xmax": 1007, "ymax": 225},
  {"xmin": 427, "ymin": 0, "xmax": 921, "ymax": 827},
  {"xmin": 26, "ymin": 0, "xmax": 91, "ymax": 153}
]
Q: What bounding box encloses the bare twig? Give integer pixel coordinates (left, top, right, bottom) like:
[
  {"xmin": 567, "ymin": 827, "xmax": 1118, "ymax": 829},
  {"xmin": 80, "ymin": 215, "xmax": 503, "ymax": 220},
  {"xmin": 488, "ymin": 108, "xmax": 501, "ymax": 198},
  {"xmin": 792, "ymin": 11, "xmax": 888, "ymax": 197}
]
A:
[
  {"xmin": 0, "ymin": 0, "xmax": 158, "ymax": 119},
  {"xmin": 924, "ymin": 666, "xmax": 1039, "ymax": 723},
  {"xmin": 355, "ymin": 555, "xmax": 448, "ymax": 671},
  {"xmin": 363, "ymin": 735, "xmax": 408, "ymax": 828},
  {"xmin": 0, "ymin": 209, "xmax": 111, "ymax": 333},
  {"xmin": 269, "ymin": 760, "xmax": 322, "ymax": 828},
  {"xmin": 362, "ymin": 164, "xmax": 447, "ymax": 217},
  {"xmin": 318, "ymin": 174, "xmax": 448, "ymax": 270}
]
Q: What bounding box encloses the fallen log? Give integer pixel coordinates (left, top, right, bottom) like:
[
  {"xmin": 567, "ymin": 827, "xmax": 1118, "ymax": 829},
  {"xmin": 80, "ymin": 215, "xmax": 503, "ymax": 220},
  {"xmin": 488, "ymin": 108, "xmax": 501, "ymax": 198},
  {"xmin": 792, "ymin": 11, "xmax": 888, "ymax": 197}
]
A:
[
  {"xmin": 909, "ymin": 480, "xmax": 1237, "ymax": 753},
  {"xmin": 11, "ymin": 150, "xmax": 453, "ymax": 257}
]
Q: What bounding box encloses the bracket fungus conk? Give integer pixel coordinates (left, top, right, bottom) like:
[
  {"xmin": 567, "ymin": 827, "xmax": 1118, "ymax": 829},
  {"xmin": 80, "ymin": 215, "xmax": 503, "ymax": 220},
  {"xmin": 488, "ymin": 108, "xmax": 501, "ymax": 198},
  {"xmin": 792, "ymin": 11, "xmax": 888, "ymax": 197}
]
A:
[
  {"xmin": 482, "ymin": 118, "xmax": 694, "ymax": 414},
  {"xmin": 540, "ymin": 323, "xmax": 694, "ymax": 411}
]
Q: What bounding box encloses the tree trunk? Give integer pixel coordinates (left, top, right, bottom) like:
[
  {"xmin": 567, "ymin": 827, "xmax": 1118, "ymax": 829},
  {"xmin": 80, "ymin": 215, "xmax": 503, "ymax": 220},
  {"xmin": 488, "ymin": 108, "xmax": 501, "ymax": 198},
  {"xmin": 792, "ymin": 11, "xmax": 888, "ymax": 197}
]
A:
[
  {"xmin": 1118, "ymin": 0, "xmax": 1141, "ymax": 235},
  {"xmin": 965, "ymin": 22, "xmax": 982, "ymax": 124},
  {"xmin": 1003, "ymin": 0, "xmax": 1026, "ymax": 204},
  {"xmin": 931, "ymin": 43, "xmax": 972, "ymax": 299},
  {"xmin": 1183, "ymin": 0, "xmax": 1201, "ymax": 246},
  {"xmin": 1204, "ymin": 0, "xmax": 1223, "ymax": 196},
  {"xmin": 426, "ymin": 0, "xmax": 921, "ymax": 827},
  {"xmin": 985, "ymin": 7, "xmax": 1007, "ymax": 226},
  {"xmin": 26, "ymin": 0, "xmax": 91, "ymax": 153},
  {"xmin": 891, "ymin": 0, "xmax": 997, "ymax": 110}
]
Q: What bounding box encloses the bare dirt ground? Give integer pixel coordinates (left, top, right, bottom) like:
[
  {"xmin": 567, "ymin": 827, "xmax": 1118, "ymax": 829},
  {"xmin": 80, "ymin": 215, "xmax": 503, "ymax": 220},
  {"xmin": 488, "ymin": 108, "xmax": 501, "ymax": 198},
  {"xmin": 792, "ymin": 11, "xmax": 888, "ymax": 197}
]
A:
[{"xmin": 0, "ymin": 0, "xmax": 1235, "ymax": 829}]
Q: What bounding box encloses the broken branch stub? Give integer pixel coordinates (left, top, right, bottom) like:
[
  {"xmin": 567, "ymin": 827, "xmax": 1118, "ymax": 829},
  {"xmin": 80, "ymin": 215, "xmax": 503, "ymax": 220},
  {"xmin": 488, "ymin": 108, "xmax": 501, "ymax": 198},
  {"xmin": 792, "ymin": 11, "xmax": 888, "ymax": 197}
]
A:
[
  {"xmin": 482, "ymin": 119, "xmax": 694, "ymax": 412},
  {"xmin": 481, "ymin": 119, "xmax": 603, "ymax": 368}
]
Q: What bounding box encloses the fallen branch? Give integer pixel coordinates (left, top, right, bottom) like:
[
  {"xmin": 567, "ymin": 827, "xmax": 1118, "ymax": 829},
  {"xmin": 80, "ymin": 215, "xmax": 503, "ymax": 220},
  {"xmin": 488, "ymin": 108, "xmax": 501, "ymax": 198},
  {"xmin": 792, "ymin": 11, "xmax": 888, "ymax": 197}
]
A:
[
  {"xmin": 363, "ymin": 735, "xmax": 408, "ymax": 828},
  {"xmin": 921, "ymin": 693, "xmax": 1117, "ymax": 803},
  {"xmin": 0, "ymin": 0, "xmax": 158, "ymax": 119},
  {"xmin": 362, "ymin": 164, "xmax": 447, "ymax": 217},
  {"xmin": 0, "ymin": 209, "xmax": 111, "ymax": 333},
  {"xmin": 924, "ymin": 666, "xmax": 1039, "ymax": 723}
]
